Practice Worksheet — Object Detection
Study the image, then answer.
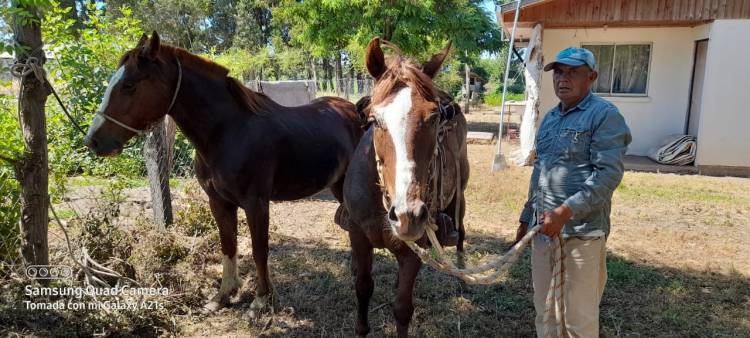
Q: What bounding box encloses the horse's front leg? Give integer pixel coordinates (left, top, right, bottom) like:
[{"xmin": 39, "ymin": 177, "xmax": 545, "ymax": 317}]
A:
[
  {"xmin": 245, "ymin": 197, "xmax": 273, "ymax": 318},
  {"xmin": 350, "ymin": 229, "xmax": 374, "ymax": 337},
  {"xmin": 204, "ymin": 195, "xmax": 240, "ymax": 312},
  {"xmin": 391, "ymin": 246, "xmax": 422, "ymax": 338}
]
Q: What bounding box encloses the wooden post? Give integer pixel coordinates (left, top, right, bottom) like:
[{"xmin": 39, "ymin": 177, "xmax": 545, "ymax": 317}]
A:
[
  {"xmin": 164, "ymin": 116, "xmax": 177, "ymax": 170},
  {"xmin": 344, "ymin": 77, "xmax": 350, "ymax": 101},
  {"xmin": 144, "ymin": 119, "xmax": 173, "ymax": 230},
  {"xmin": 464, "ymin": 63, "xmax": 471, "ymax": 114},
  {"xmin": 13, "ymin": 2, "xmax": 50, "ymax": 266},
  {"xmin": 515, "ymin": 22, "xmax": 543, "ymax": 166}
]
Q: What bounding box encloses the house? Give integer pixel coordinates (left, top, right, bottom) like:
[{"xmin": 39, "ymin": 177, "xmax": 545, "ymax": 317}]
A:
[{"xmin": 498, "ymin": 0, "xmax": 750, "ymax": 176}]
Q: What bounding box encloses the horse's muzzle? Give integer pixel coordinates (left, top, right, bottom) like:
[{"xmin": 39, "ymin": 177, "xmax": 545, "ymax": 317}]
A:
[
  {"xmin": 84, "ymin": 133, "xmax": 123, "ymax": 157},
  {"xmin": 388, "ymin": 202, "xmax": 429, "ymax": 241}
]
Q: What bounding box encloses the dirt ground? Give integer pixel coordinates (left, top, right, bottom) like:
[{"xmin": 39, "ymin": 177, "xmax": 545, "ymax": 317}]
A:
[
  {"xmin": 177, "ymin": 108, "xmax": 749, "ymax": 337},
  {"xmin": 2, "ymin": 107, "xmax": 748, "ymax": 337}
]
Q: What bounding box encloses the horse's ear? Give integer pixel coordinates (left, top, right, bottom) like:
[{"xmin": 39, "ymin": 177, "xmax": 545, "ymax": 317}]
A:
[
  {"xmin": 422, "ymin": 41, "xmax": 452, "ymax": 78},
  {"xmin": 136, "ymin": 33, "xmax": 148, "ymax": 48},
  {"xmin": 142, "ymin": 31, "xmax": 160, "ymax": 59},
  {"xmin": 366, "ymin": 37, "xmax": 386, "ymax": 80}
]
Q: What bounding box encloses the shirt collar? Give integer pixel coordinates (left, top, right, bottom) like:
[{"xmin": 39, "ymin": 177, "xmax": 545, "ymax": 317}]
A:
[{"xmin": 557, "ymin": 91, "xmax": 594, "ymax": 116}]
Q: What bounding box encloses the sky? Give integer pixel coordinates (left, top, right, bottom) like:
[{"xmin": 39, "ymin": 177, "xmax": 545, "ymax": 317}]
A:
[{"xmin": 481, "ymin": 0, "xmax": 499, "ymax": 25}]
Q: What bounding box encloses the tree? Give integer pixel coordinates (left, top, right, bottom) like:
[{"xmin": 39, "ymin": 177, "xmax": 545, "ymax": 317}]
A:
[
  {"xmin": 106, "ymin": 0, "xmax": 212, "ymax": 51},
  {"xmin": 10, "ymin": 0, "xmax": 52, "ymax": 267}
]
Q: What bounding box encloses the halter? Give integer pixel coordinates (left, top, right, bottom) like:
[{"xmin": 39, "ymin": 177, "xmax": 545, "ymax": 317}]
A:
[{"xmin": 95, "ymin": 58, "xmax": 182, "ymax": 136}]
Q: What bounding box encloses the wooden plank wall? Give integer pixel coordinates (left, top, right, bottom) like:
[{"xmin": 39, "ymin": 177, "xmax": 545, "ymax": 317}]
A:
[{"xmin": 504, "ymin": 0, "xmax": 750, "ymax": 27}]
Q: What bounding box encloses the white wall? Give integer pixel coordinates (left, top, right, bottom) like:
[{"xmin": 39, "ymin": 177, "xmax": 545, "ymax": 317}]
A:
[
  {"xmin": 540, "ymin": 27, "xmax": 699, "ymax": 156},
  {"xmin": 696, "ymin": 20, "xmax": 750, "ymax": 167}
]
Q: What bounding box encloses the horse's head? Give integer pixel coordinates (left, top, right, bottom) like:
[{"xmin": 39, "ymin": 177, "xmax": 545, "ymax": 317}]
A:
[
  {"xmin": 84, "ymin": 31, "xmax": 181, "ymax": 156},
  {"xmin": 365, "ymin": 37, "xmax": 452, "ymax": 242}
]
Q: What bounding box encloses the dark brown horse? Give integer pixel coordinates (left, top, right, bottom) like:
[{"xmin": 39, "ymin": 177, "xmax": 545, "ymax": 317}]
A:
[
  {"xmin": 335, "ymin": 38, "xmax": 470, "ymax": 337},
  {"xmin": 84, "ymin": 32, "xmax": 363, "ymax": 315}
]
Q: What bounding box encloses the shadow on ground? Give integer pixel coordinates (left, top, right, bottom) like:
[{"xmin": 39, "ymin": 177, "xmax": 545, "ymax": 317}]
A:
[
  {"xmin": 1, "ymin": 233, "xmax": 748, "ymax": 337},
  {"xmin": 466, "ymin": 121, "xmax": 519, "ymax": 138}
]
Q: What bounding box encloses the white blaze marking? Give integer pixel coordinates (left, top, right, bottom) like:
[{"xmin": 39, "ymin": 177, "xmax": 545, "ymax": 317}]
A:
[
  {"xmin": 374, "ymin": 87, "xmax": 414, "ymax": 215},
  {"xmin": 86, "ymin": 66, "xmax": 125, "ymax": 139}
]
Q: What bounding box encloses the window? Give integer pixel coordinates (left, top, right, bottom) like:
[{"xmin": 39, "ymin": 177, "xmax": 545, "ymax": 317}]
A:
[{"xmin": 583, "ymin": 43, "xmax": 652, "ymax": 96}]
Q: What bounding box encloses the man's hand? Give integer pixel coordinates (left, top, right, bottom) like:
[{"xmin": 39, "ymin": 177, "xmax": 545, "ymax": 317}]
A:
[
  {"xmin": 539, "ymin": 204, "xmax": 574, "ymax": 238},
  {"xmin": 514, "ymin": 222, "xmax": 528, "ymax": 245}
]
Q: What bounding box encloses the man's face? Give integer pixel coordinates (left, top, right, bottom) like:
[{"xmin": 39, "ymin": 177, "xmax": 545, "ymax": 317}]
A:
[{"xmin": 553, "ymin": 64, "xmax": 598, "ymax": 103}]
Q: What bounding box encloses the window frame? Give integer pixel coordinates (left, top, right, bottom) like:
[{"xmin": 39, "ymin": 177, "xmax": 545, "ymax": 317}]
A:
[{"xmin": 580, "ymin": 42, "xmax": 653, "ymax": 97}]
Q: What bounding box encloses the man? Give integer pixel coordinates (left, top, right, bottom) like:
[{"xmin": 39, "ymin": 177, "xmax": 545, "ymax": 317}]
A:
[{"xmin": 517, "ymin": 47, "xmax": 632, "ymax": 337}]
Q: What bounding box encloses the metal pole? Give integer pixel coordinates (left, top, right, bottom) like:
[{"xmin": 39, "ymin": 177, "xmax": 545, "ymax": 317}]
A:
[{"xmin": 492, "ymin": 0, "xmax": 522, "ymax": 172}]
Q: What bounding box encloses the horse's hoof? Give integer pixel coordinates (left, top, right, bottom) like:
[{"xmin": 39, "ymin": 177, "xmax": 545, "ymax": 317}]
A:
[
  {"xmin": 203, "ymin": 281, "xmax": 240, "ymax": 313},
  {"xmin": 248, "ymin": 294, "xmax": 273, "ymax": 319},
  {"xmin": 203, "ymin": 292, "xmax": 231, "ymax": 313}
]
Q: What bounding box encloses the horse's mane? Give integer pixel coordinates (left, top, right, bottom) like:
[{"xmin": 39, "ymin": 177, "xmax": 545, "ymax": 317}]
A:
[
  {"xmin": 124, "ymin": 44, "xmax": 279, "ymax": 116},
  {"xmin": 371, "ymin": 42, "xmax": 438, "ymax": 105}
]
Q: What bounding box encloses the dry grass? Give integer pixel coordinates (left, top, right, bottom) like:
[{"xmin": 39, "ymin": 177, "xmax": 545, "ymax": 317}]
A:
[{"xmin": 1, "ymin": 110, "xmax": 749, "ymax": 337}]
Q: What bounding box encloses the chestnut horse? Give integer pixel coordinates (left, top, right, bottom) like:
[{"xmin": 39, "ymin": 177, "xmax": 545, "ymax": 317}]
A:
[
  {"xmin": 335, "ymin": 38, "xmax": 469, "ymax": 337},
  {"xmin": 84, "ymin": 32, "xmax": 363, "ymax": 315}
]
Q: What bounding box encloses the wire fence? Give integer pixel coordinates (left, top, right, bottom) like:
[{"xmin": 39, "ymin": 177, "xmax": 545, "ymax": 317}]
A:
[{"xmin": 314, "ymin": 78, "xmax": 375, "ymax": 103}]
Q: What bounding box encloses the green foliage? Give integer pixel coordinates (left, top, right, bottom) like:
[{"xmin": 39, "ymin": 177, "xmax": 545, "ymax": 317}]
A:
[
  {"xmin": 43, "ymin": 2, "xmax": 146, "ymax": 177},
  {"xmin": 277, "ymin": 0, "xmax": 501, "ymax": 60},
  {"xmin": 484, "ymin": 91, "xmax": 525, "ymax": 106},
  {"xmin": 0, "ymin": 96, "xmax": 22, "ymax": 162},
  {"xmin": 0, "ymin": 97, "xmax": 21, "ymax": 264},
  {"xmin": 0, "ymin": 169, "xmax": 20, "ymax": 263},
  {"xmin": 434, "ymin": 58, "xmax": 465, "ymax": 99}
]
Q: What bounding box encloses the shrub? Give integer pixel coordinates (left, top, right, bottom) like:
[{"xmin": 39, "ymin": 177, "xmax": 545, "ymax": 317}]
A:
[{"xmin": 175, "ymin": 182, "xmax": 215, "ymax": 236}]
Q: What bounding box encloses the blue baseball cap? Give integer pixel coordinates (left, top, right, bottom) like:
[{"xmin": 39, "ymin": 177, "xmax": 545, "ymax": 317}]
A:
[{"xmin": 544, "ymin": 47, "xmax": 596, "ymax": 71}]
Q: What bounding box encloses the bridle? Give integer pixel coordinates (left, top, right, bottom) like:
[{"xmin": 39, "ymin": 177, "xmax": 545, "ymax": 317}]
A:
[{"xmin": 95, "ymin": 58, "xmax": 182, "ymax": 136}]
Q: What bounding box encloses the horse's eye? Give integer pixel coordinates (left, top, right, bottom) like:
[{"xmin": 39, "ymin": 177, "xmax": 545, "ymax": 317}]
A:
[{"xmin": 121, "ymin": 81, "xmax": 136, "ymax": 93}]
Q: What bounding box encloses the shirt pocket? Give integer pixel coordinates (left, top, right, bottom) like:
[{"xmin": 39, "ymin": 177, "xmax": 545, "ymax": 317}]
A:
[
  {"xmin": 535, "ymin": 129, "xmax": 556, "ymax": 155},
  {"xmin": 557, "ymin": 126, "xmax": 592, "ymax": 160}
]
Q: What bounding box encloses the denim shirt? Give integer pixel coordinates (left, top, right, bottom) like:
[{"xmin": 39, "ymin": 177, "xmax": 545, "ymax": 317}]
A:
[{"xmin": 520, "ymin": 92, "xmax": 632, "ymax": 237}]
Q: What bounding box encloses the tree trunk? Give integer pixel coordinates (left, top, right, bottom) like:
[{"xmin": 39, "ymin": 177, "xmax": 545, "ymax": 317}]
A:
[
  {"xmin": 464, "ymin": 63, "xmax": 471, "ymax": 114},
  {"xmin": 164, "ymin": 116, "xmax": 177, "ymax": 170},
  {"xmin": 323, "ymin": 57, "xmax": 332, "ymax": 92},
  {"xmin": 13, "ymin": 2, "xmax": 50, "ymax": 267},
  {"xmin": 348, "ymin": 66, "xmax": 355, "ymax": 98},
  {"xmin": 514, "ymin": 23, "xmax": 543, "ymax": 166},
  {"xmin": 310, "ymin": 58, "xmax": 318, "ymax": 89},
  {"xmin": 334, "ymin": 52, "xmax": 342, "ymax": 96},
  {"xmin": 144, "ymin": 119, "xmax": 173, "ymax": 230}
]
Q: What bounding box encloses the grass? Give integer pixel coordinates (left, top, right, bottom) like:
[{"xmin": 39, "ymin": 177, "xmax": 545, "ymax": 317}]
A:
[
  {"xmin": 1, "ymin": 110, "xmax": 749, "ymax": 337},
  {"xmin": 616, "ymin": 179, "xmax": 746, "ymax": 205},
  {"xmin": 65, "ymin": 176, "xmax": 191, "ymax": 190},
  {"xmin": 484, "ymin": 92, "xmax": 526, "ymax": 106}
]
